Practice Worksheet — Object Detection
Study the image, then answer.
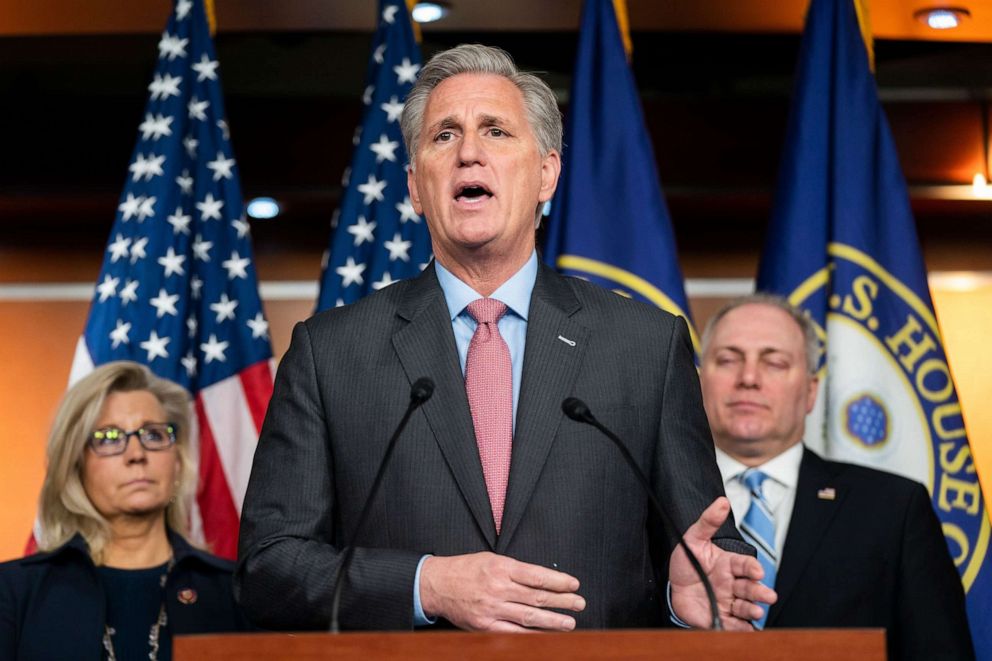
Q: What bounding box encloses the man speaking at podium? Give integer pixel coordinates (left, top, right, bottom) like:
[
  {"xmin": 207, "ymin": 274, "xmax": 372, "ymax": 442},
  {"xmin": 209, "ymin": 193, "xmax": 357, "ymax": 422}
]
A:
[{"xmin": 236, "ymin": 44, "xmax": 774, "ymax": 632}]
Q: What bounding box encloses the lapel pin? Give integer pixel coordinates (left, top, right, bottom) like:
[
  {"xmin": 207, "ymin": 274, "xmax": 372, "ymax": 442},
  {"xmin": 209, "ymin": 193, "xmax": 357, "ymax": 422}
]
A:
[
  {"xmin": 557, "ymin": 335, "xmax": 576, "ymax": 347},
  {"xmin": 177, "ymin": 588, "xmax": 198, "ymax": 605},
  {"xmin": 817, "ymin": 487, "xmax": 836, "ymax": 500}
]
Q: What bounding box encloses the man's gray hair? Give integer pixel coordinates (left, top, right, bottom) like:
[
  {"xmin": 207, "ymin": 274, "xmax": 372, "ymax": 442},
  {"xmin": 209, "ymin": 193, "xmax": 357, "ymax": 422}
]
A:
[
  {"xmin": 701, "ymin": 293, "xmax": 821, "ymax": 375},
  {"xmin": 400, "ymin": 44, "xmax": 563, "ymax": 168}
]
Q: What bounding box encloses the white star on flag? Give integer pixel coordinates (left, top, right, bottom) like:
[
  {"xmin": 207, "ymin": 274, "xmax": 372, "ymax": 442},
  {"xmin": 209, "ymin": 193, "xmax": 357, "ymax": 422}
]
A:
[
  {"xmin": 217, "ymin": 119, "xmax": 230, "ymax": 140},
  {"xmin": 206, "ymin": 152, "xmax": 236, "ymax": 181},
  {"xmin": 246, "ymin": 312, "xmax": 269, "ymax": 339},
  {"xmin": 210, "ymin": 293, "xmax": 238, "ymax": 322},
  {"xmin": 109, "ymin": 320, "xmax": 131, "ymax": 348},
  {"xmin": 137, "ymin": 196, "xmax": 157, "ymax": 222},
  {"xmin": 374, "ymin": 44, "xmax": 387, "ymax": 64},
  {"xmin": 394, "ymin": 58, "xmax": 420, "ymax": 85},
  {"xmin": 396, "ymin": 196, "xmax": 420, "ymax": 223},
  {"xmin": 176, "ymin": 0, "xmax": 192, "ymax": 20},
  {"xmin": 183, "ymin": 135, "xmax": 199, "ymax": 158},
  {"xmin": 357, "ymin": 174, "xmax": 387, "ymax": 204},
  {"xmin": 157, "ymin": 32, "xmax": 189, "ymax": 61},
  {"xmin": 119, "ymin": 279, "xmax": 139, "ymax": 306},
  {"xmin": 197, "ymin": 193, "xmax": 224, "ymax": 221},
  {"xmin": 108, "ymin": 234, "xmax": 131, "ymax": 263},
  {"xmin": 192, "ymin": 53, "xmax": 219, "ymax": 82},
  {"xmin": 181, "ymin": 351, "xmax": 197, "ymax": 377},
  {"xmin": 188, "ymin": 97, "xmax": 209, "ymax": 121},
  {"xmin": 167, "ymin": 207, "xmax": 192, "ymax": 235},
  {"xmin": 192, "ymin": 235, "xmax": 213, "ymax": 262},
  {"xmin": 347, "ymin": 216, "xmax": 376, "ymax": 246},
  {"xmin": 384, "ymin": 233, "xmax": 412, "ymax": 262},
  {"xmin": 372, "ymin": 272, "xmax": 397, "ymax": 290},
  {"xmin": 369, "ymin": 134, "xmax": 399, "ymax": 163},
  {"xmin": 140, "ymin": 330, "xmax": 171, "ymax": 362},
  {"xmin": 129, "ymin": 153, "xmax": 167, "ymax": 182},
  {"xmin": 118, "ymin": 193, "xmax": 144, "ymax": 221},
  {"xmin": 383, "ymin": 5, "xmax": 399, "ymax": 23},
  {"xmin": 139, "ymin": 113, "xmax": 174, "ymax": 141},
  {"xmin": 363, "ymin": 85, "xmax": 375, "ymax": 106},
  {"xmin": 222, "ymin": 251, "xmax": 250, "ymax": 280},
  {"xmin": 150, "ymin": 288, "xmax": 180, "ymax": 318},
  {"xmin": 200, "ymin": 334, "xmax": 229, "ymax": 364},
  {"xmin": 336, "ymin": 257, "xmax": 366, "ymax": 287},
  {"xmin": 158, "ymin": 246, "xmax": 187, "ymax": 277},
  {"xmin": 231, "ymin": 217, "xmax": 250, "ymax": 239},
  {"xmin": 381, "ymin": 96, "xmax": 404, "ymax": 123},
  {"xmin": 176, "ymin": 170, "xmax": 193, "ymax": 195},
  {"xmin": 129, "ymin": 237, "xmax": 149, "ymax": 264},
  {"xmin": 148, "ymin": 73, "xmax": 181, "ymax": 100},
  {"xmin": 186, "ymin": 315, "xmax": 198, "ymax": 338},
  {"xmin": 97, "ymin": 274, "xmax": 119, "ymax": 302},
  {"xmin": 190, "ymin": 276, "xmax": 204, "ymax": 299}
]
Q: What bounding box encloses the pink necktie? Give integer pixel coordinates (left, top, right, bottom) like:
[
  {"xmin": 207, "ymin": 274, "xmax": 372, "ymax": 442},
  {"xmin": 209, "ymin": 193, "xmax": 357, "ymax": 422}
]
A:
[{"xmin": 465, "ymin": 298, "xmax": 512, "ymax": 533}]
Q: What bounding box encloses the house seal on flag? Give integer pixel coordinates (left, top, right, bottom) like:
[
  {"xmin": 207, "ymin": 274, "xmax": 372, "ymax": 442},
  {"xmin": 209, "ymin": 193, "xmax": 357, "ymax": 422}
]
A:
[{"xmin": 791, "ymin": 242, "xmax": 989, "ymax": 595}]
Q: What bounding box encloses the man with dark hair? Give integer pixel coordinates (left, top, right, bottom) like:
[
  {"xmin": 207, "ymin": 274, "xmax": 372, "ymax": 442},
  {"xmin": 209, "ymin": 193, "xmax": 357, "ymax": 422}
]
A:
[
  {"xmin": 699, "ymin": 294, "xmax": 973, "ymax": 659},
  {"xmin": 236, "ymin": 44, "xmax": 773, "ymax": 632}
]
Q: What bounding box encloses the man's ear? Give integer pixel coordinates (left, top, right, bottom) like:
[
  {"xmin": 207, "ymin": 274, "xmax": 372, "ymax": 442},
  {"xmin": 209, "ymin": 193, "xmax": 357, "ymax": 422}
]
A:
[
  {"xmin": 407, "ymin": 165, "xmax": 424, "ymax": 215},
  {"xmin": 538, "ymin": 149, "xmax": 561, "ymax": 203},
  {"xmin": 805, "ymin": 376, "xmax": 820, "ymax": 414}
]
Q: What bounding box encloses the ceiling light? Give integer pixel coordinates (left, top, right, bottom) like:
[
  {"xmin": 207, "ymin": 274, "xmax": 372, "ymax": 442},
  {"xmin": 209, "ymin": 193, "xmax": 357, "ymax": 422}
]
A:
[
  {"xmin": 246, "ymin": 197, "xmax": 281, "ymax": 219},
  {"xmin": 412, "ymin": 2, "xmax": 449, "ymax": 24},
  {"xmin": 914, "ymin": 7, "xmax": 970, "ymax": 30}
]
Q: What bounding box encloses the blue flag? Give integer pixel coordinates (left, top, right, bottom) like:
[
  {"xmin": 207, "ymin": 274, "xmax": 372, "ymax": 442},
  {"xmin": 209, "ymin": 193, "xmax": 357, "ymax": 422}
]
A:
[
  {"xmin": 317, "ymin": 0, "xmax": 431, "ymax": 311},
  {"xmin": 543, "ymin": 0, "xmax": 695, "ymax": 347},
  {"xmin": 758, "ymin": 0, "xmax": 990, "ymax": 650},
  {"xmin": 67, "ymin": 0, "xmax": 274, "ymax": 559}
]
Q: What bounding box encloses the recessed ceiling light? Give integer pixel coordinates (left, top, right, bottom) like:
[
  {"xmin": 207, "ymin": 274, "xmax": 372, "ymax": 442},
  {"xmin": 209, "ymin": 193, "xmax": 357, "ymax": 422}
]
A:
[
  {"xmin": 914, "ymin": 7, "xmax": 970, "ymax": 30},
  {"xmin": 412, "ymin": 2, "xmax": 449, "ymax": 24},
  {"xmin": 246, "ymin": 197, "xmax": 281, "ymax": 219}
]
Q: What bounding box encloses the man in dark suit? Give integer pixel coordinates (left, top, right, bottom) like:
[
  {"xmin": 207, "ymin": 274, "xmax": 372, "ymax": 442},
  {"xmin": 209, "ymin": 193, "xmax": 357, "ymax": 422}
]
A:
[
  {"xmin": 235, "ymin": 44, "xmax": 773, "ymax": 632},
  {"xmin": 698, "ymin": 294, "xmax": 974, "ymax": 660}
]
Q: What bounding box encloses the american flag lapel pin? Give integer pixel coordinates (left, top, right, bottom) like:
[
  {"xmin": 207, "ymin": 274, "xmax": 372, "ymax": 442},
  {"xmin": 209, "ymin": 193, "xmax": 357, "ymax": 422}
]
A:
[{"xmin": 817, "ymin": 487, "xmax": 836, "ymax": 500}]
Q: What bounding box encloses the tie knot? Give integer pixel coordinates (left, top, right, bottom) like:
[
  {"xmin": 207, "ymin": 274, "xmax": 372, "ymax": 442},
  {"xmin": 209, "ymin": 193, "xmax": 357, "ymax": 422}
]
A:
[
  {"xmin": 741, "ymin": 468, "xmax": 769, "ymax": 493},
  {"xmin": 467, "ymin": 298, "xmax": 508, "ymax": 325}
]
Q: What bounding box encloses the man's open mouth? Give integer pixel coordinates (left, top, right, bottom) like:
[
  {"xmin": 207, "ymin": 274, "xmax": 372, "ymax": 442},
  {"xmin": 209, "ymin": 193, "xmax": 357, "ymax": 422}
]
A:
[{"xmin": 454, "ymin": 183, "xmax": 494, "ymax": 202}]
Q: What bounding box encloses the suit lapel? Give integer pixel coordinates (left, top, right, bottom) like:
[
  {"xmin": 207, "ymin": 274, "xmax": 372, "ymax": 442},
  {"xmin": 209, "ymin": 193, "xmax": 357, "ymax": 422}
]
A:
[
  {"xmin": 767, "ymin": 448, "xmax": 846, "ymax": 625},
  {"xmin": 496, "ymin": 265, "xmax": 589, "ymax": 552},
  {"xmin": 392, "ymin": 264, "xmax": 498, "ymax": 547}
]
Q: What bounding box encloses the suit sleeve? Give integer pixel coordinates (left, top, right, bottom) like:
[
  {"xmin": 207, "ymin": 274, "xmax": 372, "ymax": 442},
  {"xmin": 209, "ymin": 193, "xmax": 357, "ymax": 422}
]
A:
[
  {"xmin": 894, "ymin": 482, "xmax": 975, "ymax": 660},
  {"xmin": 653, "ymin": 315, "xmax": 752, "ymax": 556},
  {"xmin": 235, "ymin": 321, "xmax": 422, "ymax": 631}
]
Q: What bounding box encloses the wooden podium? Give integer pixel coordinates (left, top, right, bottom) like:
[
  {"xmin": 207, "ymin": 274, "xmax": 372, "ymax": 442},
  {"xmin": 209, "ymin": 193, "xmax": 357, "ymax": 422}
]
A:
[{"xmin": 175, "ymin": 629, "xmax": 885, "ymax": 660}]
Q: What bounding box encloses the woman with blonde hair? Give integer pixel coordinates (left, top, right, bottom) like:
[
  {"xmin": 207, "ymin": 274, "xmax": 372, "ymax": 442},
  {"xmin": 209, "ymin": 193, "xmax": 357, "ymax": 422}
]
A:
[{"xmin": 0, "ymin": 361, "xmax": 248, "ymax": 660}]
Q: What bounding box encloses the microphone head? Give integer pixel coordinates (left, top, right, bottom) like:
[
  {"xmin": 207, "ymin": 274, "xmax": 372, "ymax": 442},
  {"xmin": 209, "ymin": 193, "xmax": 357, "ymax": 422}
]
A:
[
  {"xmin": 410, "ymin": 377, "xmax": 435, "ymax": 404},
  {"xmin": 562, "ymin": 397, "xmax": 593, "ymax": 422}
]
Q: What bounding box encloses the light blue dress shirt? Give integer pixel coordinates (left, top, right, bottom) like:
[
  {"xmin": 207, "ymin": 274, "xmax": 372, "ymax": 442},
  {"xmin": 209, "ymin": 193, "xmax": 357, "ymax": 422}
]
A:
[{"xmin": 412, "ymin": 252, "xmax": 538, "ymax": 625}]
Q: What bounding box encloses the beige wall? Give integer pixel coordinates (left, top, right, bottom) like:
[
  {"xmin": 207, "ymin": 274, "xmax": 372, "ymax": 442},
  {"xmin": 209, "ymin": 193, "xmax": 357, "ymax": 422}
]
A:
[{"xmin": 1, "ymin": 271, "xmax": 989, "ymax": 562}]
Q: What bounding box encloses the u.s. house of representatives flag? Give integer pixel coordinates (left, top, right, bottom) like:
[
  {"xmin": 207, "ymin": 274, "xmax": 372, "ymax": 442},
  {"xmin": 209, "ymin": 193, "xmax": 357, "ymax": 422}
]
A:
[
  {"xmin": 758, "ymin": 0, "xmax": 990, "ymax": 650},
  {"xmin": 317, "ymin": 0, "xmax": 431, "ymax": 311},
  {"xmin": 543, "ymin": 0, "xmax": 696, "ymax": 347},
  {"xmin": 61, "ymin": 0, "xmax": 274, "ymax": 560}
]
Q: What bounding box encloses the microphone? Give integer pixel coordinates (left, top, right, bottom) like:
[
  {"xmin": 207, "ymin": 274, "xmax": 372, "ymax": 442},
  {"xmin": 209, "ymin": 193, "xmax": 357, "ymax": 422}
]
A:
[
  {"xmin": 329, "ymin": 377, "xmax": 435, "ymax": 633},
  {"xmin": 561, "ymin": 397, "xmax": 724, "ymax": 631}
]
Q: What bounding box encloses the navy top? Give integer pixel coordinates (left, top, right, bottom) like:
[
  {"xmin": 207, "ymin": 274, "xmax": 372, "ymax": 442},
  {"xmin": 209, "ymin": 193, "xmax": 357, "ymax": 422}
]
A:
[{"xmin": 97, "ymin": 562, "xmax": 172, "ymax": 661}]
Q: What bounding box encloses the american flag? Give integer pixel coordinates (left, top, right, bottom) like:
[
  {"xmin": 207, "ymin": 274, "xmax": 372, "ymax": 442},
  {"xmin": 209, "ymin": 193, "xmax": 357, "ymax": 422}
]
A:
[
  {"xmin": 52, "ymin": 0, "xmax": 274, "ymax": 560},
  {"xmin": 316, "ymin": 0, "xmax": 432, "ymax": 311}
]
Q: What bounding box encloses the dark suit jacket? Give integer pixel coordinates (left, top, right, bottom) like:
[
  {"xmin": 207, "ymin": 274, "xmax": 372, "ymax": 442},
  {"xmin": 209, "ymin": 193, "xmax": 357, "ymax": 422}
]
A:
[
  {"xmin": 768, "ymin": 448, "xmax": 974, "ymax": 660},
  {"xmin": 0, "ymin": 530, "xmax": 249, "ymax": 661},
  {"xmin": 236, "ymin": 262, "xmax": 747, "ymax": 630}
]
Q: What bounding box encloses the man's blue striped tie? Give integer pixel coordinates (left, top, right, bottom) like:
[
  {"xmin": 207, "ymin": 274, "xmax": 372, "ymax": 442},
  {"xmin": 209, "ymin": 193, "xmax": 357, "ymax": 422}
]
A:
[{"xmin": 739, "ymin": 468, "xmax": 777, "ymax": 629}]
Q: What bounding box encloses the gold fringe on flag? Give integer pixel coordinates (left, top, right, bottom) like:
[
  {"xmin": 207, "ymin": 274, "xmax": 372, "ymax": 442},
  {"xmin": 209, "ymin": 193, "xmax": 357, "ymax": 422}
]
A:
[
  {"xmin": 406, "ymin": 0, "xmax": 423, "ymax": 43},
  {"xmin": 205, "ymin": 0, "xmax": 217, "ymax": 36},
  {"xmin": 612, "ymin": 0, "xmax": 633, "ymax": 60},
  {"xmin": 853, "ymin": 0, "xmax": 875, "ymax": 72}
]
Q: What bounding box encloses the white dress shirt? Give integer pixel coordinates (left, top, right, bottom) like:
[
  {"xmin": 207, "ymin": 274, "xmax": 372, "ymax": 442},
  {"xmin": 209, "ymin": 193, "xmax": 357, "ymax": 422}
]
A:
[{"xmin": 714, "ymin": 442, "xmax": 805, "ymax": 564}]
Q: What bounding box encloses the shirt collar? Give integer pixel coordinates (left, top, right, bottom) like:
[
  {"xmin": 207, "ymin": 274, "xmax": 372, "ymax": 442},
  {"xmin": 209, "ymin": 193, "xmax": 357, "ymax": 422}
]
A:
[
  {"xmin": 715, "ymin": 442, "xmax": 804, "ymax": 490},
  {"xmin": 435, "ymin": 251, "xmax": 537, "ymax": 322}
]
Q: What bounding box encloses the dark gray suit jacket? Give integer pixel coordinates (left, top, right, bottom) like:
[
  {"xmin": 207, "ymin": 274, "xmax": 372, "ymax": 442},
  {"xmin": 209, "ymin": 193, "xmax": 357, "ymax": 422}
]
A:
[
  {"xmin": 768, "ymin": 449, "xmax": 974, "ymax": 660},
  {"xmin": 236, "ymin": 262, "xmax": 746, "ymax": 630}
]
